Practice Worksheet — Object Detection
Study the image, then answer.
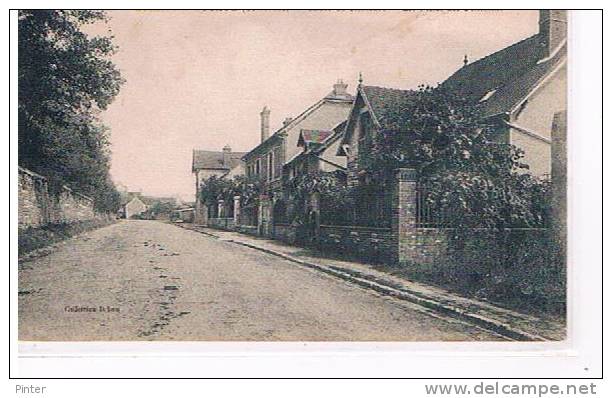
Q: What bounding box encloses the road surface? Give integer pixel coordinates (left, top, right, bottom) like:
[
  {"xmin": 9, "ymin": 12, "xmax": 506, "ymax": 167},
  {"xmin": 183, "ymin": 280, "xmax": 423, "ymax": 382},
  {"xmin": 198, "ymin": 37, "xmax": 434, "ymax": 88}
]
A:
[{"xmin": 19, "ymin": 220, "xmax": 500, "ymax": 341}]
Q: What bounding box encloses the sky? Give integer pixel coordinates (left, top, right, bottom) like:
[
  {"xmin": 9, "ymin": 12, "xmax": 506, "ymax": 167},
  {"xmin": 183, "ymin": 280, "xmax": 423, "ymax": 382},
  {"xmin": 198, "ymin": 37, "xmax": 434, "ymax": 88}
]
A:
[{"xmin": 89, "ymin": 10, "xmax": 539, "ymax": 201}]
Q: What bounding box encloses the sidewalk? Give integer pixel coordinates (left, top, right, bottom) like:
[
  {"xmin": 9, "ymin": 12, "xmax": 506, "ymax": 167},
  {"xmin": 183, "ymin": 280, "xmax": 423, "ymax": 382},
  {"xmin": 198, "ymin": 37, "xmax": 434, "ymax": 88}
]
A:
[{"xmin": 178, "ymin": 223, "xmax": 565, "ymax": 341}]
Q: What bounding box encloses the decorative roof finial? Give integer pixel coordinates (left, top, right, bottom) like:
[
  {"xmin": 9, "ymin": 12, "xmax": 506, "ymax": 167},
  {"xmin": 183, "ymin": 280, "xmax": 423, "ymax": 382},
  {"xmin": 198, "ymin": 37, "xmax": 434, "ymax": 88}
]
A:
[
  {"xmin": 463, "ymin": 54, "xmax": 468, "ymax": 66},
  {"xmin": 358, "ymin": 72, "xmax": 363, "ymax": 85}
]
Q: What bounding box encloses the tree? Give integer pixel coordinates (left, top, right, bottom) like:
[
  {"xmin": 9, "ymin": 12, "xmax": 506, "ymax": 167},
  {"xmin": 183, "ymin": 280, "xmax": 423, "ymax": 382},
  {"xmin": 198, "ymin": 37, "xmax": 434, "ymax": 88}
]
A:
[
  {"xmin": 18, "ymin": 10, "xmax": 124, "ymax": 212},
  {"xmin": 367, "ymin": 85, "xmax": 550, "ymax": 229},
  {"xmin": 284, "ymin": 170, "xmax": 352, "ymax": 225},
  {"xmin": 199, "ymin": 175, "xmax": 264, "ymax": 208}
]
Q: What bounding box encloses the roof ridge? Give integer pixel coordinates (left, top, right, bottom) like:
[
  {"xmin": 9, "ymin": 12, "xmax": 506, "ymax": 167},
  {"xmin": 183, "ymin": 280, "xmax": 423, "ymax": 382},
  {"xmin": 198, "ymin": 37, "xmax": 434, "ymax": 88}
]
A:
[
  {"xmin": 362, "ymin": 84, "xmax": 415, "ymax": 93},
  {"xmin": 463, "ymin": 33, "xmax": 540, "ymax": 70}
]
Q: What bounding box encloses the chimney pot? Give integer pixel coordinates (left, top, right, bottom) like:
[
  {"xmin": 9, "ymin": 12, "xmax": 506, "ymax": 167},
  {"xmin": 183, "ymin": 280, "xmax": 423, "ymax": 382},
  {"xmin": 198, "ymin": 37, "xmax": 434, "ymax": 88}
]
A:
[
  {"xmin": 260, "ymin": 106, "xmax": 270, "ymax": 143},
  {"xmin": 333, "ymin": 79, "xmax": 348, "ymax": 97}
]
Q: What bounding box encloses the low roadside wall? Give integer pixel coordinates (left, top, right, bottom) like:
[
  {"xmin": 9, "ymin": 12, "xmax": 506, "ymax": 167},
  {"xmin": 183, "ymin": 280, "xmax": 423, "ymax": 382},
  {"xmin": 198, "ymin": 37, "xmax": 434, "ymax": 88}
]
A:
[
  {"xmin": 236, "ymin": 224, "xmax": 258, "ymax": 236},
  {"xmin": 207, "ymin": 217, "xmax": 235, "ymax": 230},
  {"xmin": 272, "ymin": 224, "xmax": 297, "ymax": 244},
  {"xmin": 18, "ymin": 166, "xmax": 101, "ymax": 230},
  {"xmin": 318, "ymin": 225, "xmax": 395, "ymax": 263}
]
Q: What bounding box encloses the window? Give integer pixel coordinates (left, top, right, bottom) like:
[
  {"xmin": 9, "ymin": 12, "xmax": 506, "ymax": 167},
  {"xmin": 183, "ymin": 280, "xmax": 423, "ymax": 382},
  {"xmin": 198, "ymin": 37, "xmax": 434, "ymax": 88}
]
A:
[
  {"xmin": 256, "ymin": 159, "xmax": 261, "ymax": 175},
  {"xmin": 267, "ymin": 152, "xmax": 274, "ymax": 181},
  {"xmin": 273, "ymin": 147, "xmax": 283, "ymax": 179}
]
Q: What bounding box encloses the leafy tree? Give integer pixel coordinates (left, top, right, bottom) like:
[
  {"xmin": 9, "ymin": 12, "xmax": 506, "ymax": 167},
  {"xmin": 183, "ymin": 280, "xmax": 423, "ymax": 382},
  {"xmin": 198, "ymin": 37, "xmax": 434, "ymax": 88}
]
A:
[
  {"xmin": 143, "ymin": 200, "xmax": 177, "ymax": 219},
  {"xmin": 18, "ymin": 10, "xmax": 124, "ymax": 212},
  {"xmin": 232, "ymin": 175, "xmax": 264, "ymax": 206},
  {"xmin": 284, "ymin": 170, "xmax": 352, "ymax": 225},
  {"xmin": 367, "ymin": 85, "xmax": 550, "ymax": 229},
  {"xmin": 200, "ymin": 174, "xmax": 265, "ymax": 208}
]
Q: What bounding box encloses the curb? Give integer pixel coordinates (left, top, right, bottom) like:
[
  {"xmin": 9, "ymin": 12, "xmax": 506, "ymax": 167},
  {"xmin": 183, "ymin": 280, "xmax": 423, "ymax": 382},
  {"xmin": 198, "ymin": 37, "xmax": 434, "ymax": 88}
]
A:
[
  {"xmin": 227, "ymin": 240, "xmax": 546, "ymax": 342},
  {"xmin": 178, "ymin": 224, "xmax": 556, "ymax": 342}
]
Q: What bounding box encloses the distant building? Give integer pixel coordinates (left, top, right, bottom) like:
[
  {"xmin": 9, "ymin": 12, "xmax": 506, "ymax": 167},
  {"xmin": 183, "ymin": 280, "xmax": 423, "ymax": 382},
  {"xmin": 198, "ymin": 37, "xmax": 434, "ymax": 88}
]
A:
[
  {"xmin": 442, "ymin": 9, "xmax": 567, "ymax": 177},
  {"xmin": 120, "ymin": 193, "xmax": 148, "ymax": 219},
  {"xmin": 192, "ymin": 145, "xmax": 246, "ymax": 224}
]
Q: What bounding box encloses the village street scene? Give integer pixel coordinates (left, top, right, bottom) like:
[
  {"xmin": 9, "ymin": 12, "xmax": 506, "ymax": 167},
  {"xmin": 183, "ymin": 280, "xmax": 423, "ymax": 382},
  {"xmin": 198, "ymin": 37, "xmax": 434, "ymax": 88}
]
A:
[{"xmin": 18, "ymin": 10, "xmax": 567, "ymax": 341}]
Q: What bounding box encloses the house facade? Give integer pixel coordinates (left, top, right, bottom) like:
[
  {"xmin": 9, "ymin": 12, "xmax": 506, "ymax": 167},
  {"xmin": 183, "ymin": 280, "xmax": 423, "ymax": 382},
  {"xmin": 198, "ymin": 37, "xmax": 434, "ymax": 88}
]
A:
[
  {"xmin": 242, "ymin": 80, "xmax": 354, "ymax": 237},
  {"xmin": 121, "ymin": 193, "xmax": 148, "ymax": 219},
  {"xmin": 193, "ymin": 11, "xmax": 566, "ymax": 268},
  {"xmin": 192, "ymin": 145, "xmax": 246, "ymax": 224},
  {"xmin": 285, "ymin": 120, "xmax": 348, "ymax": 179},
  {"xmin": 442, "ymin": 9, "xmax": 567, "ymax": 177}
]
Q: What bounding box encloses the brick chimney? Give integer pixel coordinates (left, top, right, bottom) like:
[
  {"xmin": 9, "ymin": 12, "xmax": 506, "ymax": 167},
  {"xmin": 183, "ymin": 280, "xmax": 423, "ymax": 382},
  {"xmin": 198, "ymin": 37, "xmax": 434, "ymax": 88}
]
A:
[
  {"xmin": 222, "ymin": 144, "xmax": 232, "ymax": 168},
  {"xmin": 539, "ymin": 10, "xmax": 567, "ymax": 57},
  {"xmin": 333, "ymin": 79, "xmax": 348, "ymax": 97},
  {"xmin": 260, "ymin": 106, "xmax": 270, "ymax": 143}
]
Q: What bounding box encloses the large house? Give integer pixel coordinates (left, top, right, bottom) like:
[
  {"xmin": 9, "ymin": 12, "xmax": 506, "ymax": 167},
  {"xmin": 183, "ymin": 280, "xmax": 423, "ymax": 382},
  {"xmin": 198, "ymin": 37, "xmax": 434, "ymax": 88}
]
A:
[
  {"xmin": 192, "ymin": 145, "xmax": 246, "ymax": 224},
  {"xmin": 339, "ymin": 10, "xmax": 566, "ymax": 181},
  {"xmin": 442, "ymin": 9, "xmax": 567, "ymax": 177},
  {"xmin": 241, "ymin": 80, "xmax": 354, "ymax": 236},
  {"xmin": 337, "ymin": 84, "xmax": 416, "ymax": 227}
]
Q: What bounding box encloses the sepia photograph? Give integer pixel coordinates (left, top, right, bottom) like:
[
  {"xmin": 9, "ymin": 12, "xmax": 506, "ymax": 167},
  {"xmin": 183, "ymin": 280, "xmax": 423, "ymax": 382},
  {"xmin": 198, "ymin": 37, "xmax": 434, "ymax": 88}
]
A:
[{"xmin": 16, "ymin": 9, "xmax": 571, "ymax": 344}]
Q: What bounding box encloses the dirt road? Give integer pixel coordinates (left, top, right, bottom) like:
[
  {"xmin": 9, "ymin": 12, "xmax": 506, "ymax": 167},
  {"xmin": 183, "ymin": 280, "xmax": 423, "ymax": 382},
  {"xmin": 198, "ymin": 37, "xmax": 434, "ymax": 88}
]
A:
[{"xmin": 18, "ymin": 220, "xmax": 500, "ymax": 341}]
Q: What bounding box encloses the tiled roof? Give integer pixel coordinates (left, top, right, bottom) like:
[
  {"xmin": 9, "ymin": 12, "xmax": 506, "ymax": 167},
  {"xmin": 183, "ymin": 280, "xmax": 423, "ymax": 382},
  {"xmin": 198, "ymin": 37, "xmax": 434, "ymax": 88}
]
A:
[
  {"xmin": 192, "ymin": 150, "xmax": 246, "ymax": 171},
  {"xmin": 361, "ymin": 85, "xmax": 418, "ymax": 131},
  {"xmin": 442, "ymin": 34, "xmax": 566, "ymax": 118},
  {"xmin": 120, "ymin": 193, "xmax": 145, "ymax": 206},
  {"xmin": 298, "ymin": 129, "xmax": 334, "ymax": 146},
  {"xmin": 243, "ymin": 88, "xmax": 354, "ymax": 160}
]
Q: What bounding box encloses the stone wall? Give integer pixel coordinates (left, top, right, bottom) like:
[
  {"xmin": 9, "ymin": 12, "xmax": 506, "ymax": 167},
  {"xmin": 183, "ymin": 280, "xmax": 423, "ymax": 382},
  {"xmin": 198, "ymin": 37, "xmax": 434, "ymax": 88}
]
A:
[
  {"xmin": 272, "ymin": 224, "xmax": 298, "ymax": 244},
  {"xmin": 400, "ymin": 228, "xmax": 448, "ymax": 267},
  {"xmin": 18, "ymin": 167, "xmax": 98, "ymax": 230},
  {"xmin": 318, "ymin": 225, "xmax": 394, "ymax": 263},
  {"xmin": 207, "ymin": 217, "xmax": 235, "ymax": 230},
  {"xmin": 235, "ymin": 224, "xmax": 258, "ymax": 236}
]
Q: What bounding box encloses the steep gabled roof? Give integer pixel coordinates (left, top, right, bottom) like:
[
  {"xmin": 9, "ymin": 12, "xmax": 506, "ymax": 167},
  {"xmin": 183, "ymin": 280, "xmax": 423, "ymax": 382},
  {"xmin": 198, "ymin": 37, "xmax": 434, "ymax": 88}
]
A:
[
  {"xmin": 360, "ymin": 85, "xmax": 418, "ymax": 130},
  {"xmin": 297, "ymin": 129, "xmax": 334, "ymax": 148},
  {"xmin": 121, "ymin": 193, "xmax": 146, "ymax": 207},
  {"xmin": 311, "ymin": 120, "xmax": 347, "ymax": 156},
  {"xmin": 286, "ymin": 120, "xmax": 348, "ymax": 168},
  {"xmin": 442, "ymin": 34, "xmax": 567, "ymax": 118},
  {"xmin": 337, "ymin": 85, "xmax": 416, "ymax": 155},
  {"xmin": 243, "ymin": 89, "xmax": 354, "ymax": 161},
  {"xmin": 192, "ymin": 150, "xmax": 246, "ymax": 172}
]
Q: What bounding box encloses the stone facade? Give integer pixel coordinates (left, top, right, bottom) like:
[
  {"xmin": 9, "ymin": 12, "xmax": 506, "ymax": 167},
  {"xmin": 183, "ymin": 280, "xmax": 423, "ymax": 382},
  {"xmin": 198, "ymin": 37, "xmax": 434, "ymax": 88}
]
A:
[{"xmin": 18, "ymin": 167, "xmax": 98, "ymax": 229}]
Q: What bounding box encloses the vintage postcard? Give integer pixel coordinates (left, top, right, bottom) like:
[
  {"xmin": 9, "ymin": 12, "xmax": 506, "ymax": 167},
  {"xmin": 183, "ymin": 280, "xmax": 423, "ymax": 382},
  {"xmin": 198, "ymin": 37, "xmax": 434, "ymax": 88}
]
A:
[{"xmin": 18, "ymin": 10, "xmax": 568, "ymax": 343}]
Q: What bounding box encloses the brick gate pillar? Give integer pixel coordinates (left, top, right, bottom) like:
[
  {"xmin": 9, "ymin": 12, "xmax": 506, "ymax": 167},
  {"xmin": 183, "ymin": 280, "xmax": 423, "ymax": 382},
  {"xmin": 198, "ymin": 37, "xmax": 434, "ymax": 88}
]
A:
[{"xmin": 391, "ymin": 168, "xmax": 418, "ymax": 265}]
